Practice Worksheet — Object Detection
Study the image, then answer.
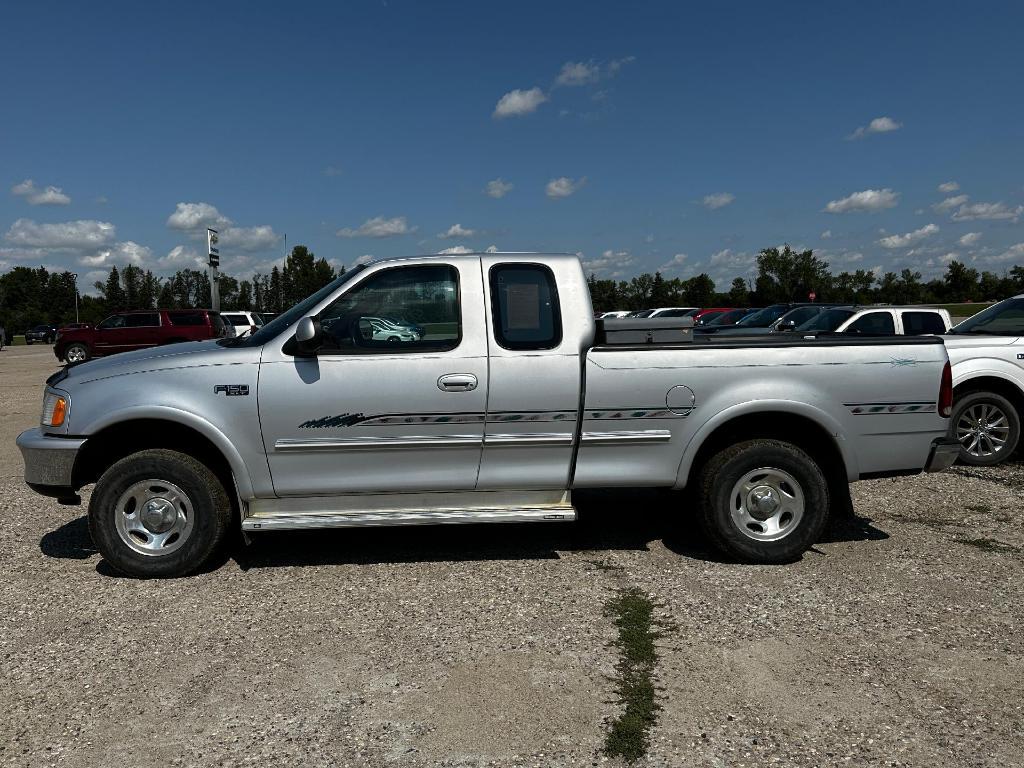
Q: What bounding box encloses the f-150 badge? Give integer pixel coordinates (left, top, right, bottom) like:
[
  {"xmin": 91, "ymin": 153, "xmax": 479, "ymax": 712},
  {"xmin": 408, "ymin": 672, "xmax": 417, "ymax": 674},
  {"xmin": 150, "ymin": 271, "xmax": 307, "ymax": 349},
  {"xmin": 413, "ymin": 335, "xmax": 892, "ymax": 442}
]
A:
[{"xmin": 214, "ymin": 385, "xmax": 249, "ymax": 396}]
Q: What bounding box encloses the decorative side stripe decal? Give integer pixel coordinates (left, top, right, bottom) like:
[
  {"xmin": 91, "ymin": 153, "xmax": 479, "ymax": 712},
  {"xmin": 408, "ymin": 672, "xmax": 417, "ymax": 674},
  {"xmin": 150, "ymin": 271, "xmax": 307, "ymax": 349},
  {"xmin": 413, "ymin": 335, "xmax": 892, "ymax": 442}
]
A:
[
  {"xmin": 585, "ymin": 407, "xmax": 692, "ymax": 420},
  {"xmin": 845, "ymin": 402, "xmax": 937, "ymax": 415},
  {"xmin": 299, "ymin": 410, "xmax": 580, "ymax": 428}
]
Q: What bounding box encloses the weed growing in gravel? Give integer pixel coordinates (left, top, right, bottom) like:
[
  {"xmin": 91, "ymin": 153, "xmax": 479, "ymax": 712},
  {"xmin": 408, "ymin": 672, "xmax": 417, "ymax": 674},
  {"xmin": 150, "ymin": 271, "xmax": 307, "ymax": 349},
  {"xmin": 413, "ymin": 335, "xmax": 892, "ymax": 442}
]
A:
[
  {"xmin": 604, "ymin": 587, "xmax": 660, "ymax": 763},
  {"xmin": 965, "ymin": 504, "xmax": 993, "ymax": 514},
  {"xmin": 586, "ymin": 559, "xmax": 624, "ymax": 572},
  {"xmin": 959, "ymin": 537, "xmax": 1018, "ymax": 553}
]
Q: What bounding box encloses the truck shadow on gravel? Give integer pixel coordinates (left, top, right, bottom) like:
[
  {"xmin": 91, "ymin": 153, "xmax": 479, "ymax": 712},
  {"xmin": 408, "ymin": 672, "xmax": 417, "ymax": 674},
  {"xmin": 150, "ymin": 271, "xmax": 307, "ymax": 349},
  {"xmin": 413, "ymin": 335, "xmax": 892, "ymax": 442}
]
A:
[{"xmin": 39, "ymin": 488, "xmax": 889, "ymax": 575}]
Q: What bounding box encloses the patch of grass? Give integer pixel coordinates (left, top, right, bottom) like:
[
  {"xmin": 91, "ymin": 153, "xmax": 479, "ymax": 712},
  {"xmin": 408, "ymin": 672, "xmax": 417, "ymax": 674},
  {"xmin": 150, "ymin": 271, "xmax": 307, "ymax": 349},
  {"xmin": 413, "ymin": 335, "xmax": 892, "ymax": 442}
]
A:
[
  {"xmin": 604, "ymin": 587, "xmax": 660, "ymax": 763},
  {"xmin": 586, "ymin": 558, "xmax": 624, "ymax": 572},
  {"xmin": 959, "ymin": 537, "xmax": 1018, "ymax": 553}
]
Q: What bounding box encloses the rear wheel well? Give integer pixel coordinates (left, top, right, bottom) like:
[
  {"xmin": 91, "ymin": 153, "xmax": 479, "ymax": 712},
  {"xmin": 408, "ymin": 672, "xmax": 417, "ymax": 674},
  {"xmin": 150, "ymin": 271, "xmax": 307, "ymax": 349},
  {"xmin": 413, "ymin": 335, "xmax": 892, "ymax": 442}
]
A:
[
  {"xmin": 953, "ymin": 376, "xmax": 1024, "ymax": 415},
  {"xmin": 73, "ymin": 419, "xmax": 236, "ymax": 505},
  {"xmin": 686, "ymin": 412, "xmax": 850, "ymax": 514}
]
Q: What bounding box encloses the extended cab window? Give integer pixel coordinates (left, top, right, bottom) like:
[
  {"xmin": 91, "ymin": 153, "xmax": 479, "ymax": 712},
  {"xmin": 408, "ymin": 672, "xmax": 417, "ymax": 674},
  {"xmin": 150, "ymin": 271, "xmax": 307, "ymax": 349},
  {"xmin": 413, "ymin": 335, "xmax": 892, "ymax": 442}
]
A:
[
  {"xmin": 489, "ymin": 264, "xmax": 561, "ymax": 350},
  {"xmin": 169, "ymin": 311, "xmax": 206, "ymax": 326},
  {"xmin": 317, "ymin": 264, "xmax": 460, "ymax": 353},
  {"xmin": 846, "ymin": 312, "xmax": 895, "ymax": 335},
  {"xmin": 902, "ymin": 311, "xmax": 946, "ymax": 335}
]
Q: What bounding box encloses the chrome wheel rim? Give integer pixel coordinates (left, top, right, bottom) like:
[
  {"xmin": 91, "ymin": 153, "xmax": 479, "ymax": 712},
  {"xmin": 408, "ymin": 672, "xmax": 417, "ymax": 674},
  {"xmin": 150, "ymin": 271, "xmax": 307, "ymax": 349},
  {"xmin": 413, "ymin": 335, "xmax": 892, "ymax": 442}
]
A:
[
  {"xmin": 114, "ymin": 479, "xmax": 195, "ymax": 557},
  {"xmin": 65, "ymin": 346, "xmax": 86, "ymax": 363},
  {"xmin": 956, "ymin": 403, "xmax": 1010, "ymax": 458},
  {"xmin": 729, "ymin": 467, "xmax": 805, "ymax": 542}
]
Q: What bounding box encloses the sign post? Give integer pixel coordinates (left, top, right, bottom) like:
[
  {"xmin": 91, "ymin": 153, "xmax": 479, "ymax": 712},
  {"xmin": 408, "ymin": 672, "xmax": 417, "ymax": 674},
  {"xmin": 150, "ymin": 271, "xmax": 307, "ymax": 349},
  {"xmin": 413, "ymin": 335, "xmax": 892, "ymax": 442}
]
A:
[{"xmin": 207, "ymin": 228, "xmax": 220, "ymax": 311}]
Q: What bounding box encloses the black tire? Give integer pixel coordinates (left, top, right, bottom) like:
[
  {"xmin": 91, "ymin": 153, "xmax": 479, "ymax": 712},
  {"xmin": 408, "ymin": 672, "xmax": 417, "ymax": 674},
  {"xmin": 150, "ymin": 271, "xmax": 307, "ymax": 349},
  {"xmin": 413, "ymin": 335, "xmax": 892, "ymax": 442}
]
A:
[
  {"xmin": 63, "ymin": 343, "xmax": 89, "ymax": 363},
  {"xmin": 950, "ymin": 390, "xmax": 1020, "ymax": 466},
  {"xmin": 25, "ymin": 339, "xmax": 33, "ymax": 345},
  {"xmin": 88, "ymin": 448, "xmax": 232, "ymax": 578},
  {"xmin": 698, "ymin": 439, "xmax": 830, "ymax": 564}
]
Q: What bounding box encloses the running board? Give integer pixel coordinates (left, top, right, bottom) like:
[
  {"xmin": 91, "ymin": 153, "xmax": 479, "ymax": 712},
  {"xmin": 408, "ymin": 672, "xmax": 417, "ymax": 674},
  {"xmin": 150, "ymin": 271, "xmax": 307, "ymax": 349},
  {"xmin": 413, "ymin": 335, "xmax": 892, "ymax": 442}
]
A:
[{"xmin": 242, "ymin": 490, "xmax": 576, "ymax": 531}]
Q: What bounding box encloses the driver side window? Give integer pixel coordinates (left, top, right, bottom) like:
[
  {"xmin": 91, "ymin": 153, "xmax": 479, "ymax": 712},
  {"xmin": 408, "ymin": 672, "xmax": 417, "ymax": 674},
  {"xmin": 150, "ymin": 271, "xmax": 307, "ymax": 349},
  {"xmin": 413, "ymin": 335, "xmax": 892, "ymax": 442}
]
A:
[
  {"xmin": 97, "ymin": 315, "xmax": 126, "ymax": 330},
  {"xmin": 317, "ymin": 264, "xmax": 461, "ymax": 354}
]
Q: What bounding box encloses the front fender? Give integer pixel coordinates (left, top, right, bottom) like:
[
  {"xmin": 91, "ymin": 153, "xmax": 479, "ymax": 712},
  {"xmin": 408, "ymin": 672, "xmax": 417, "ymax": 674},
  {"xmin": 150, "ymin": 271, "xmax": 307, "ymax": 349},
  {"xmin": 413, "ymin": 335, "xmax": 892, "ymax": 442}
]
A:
[
  {"xmin": 674, "ymin": 399, "xmax": 858, "ymax": 487},
  {"xmin": 77, "ymin": 405, "xmax": 256, "ymax": 499}
]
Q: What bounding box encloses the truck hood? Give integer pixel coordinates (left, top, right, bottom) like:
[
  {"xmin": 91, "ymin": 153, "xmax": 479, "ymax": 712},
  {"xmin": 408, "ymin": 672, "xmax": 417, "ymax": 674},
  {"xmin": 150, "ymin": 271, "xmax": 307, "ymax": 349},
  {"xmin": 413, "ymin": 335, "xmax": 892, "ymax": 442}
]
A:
[{"xmin": 62, "ymin": 340, "xmax": 262, "ymax": 385}]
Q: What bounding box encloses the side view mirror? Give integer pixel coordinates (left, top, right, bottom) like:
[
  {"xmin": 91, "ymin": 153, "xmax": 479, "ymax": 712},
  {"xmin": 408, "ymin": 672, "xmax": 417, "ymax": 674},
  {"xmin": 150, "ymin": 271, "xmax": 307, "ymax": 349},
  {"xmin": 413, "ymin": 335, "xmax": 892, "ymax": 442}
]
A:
[
  {"xmin": 781, "ymin": 319, "xmax": 797, "ymax": 330},
  {"xmin": 293, "ymin": 316, "xmax": 323, "ymax": 356}
]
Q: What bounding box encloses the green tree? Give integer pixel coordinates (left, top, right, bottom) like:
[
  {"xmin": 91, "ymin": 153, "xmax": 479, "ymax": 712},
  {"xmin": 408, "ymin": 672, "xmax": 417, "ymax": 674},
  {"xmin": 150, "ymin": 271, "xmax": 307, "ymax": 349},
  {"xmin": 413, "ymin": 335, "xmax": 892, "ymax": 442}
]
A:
[
  {"xmin": 728, "ymin": 277, "xmax": 748, "ymax": 306},
  {"xmin": 755, "ymin": 246, "xmax": 831, "ymax": 303},
  {"xmin": 944, "ymin": 261, "xmax": 980, "ymax": 302},
  {"xmin": 98, "ymin": 266, "xmax": 126, "ymax": 313},
  {"xmin": 683, "ymin": 274, "xmax": 716, "ymax": 306}
]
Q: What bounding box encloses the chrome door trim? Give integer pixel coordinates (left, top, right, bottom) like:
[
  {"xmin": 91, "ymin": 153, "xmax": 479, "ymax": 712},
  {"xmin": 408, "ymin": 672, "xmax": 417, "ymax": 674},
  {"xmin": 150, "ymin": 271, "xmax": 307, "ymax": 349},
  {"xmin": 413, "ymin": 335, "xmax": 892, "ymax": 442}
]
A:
[
  {"xmin": 484, "ymin": 432, "xmax": 575, "ymax": 447},
  {"xmin": 275, "ymin": 434, "xmax": 483, "ymax": 452},
  {"xmin": 580, "ymin": 429, "xmax": 672, "ymax": 445}
]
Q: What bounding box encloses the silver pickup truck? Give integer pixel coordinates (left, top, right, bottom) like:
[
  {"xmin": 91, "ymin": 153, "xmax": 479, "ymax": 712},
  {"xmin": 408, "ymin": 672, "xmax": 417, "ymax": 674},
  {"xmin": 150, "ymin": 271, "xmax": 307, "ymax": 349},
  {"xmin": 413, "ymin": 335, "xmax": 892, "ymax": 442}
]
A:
[{"xmin": 18, "ymin": 253, "xmax": 959, "ymax": 577}]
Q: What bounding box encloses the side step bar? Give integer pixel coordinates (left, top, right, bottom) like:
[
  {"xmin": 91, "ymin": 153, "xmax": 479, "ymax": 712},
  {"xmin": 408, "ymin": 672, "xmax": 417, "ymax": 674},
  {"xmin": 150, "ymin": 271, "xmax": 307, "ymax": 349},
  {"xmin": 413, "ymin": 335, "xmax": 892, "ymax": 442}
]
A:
[{"xmin": 243, "ymin": 506, "xmax": 576, "ymax": 531}]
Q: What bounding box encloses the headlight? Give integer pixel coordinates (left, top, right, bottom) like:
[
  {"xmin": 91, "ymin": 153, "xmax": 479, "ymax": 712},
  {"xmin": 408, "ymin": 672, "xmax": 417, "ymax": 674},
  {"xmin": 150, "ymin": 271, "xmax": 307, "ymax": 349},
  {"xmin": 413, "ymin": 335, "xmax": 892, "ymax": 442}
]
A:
[{"xmin": 41, "ymin": 392, "xmax": 68, "ymax": 427}]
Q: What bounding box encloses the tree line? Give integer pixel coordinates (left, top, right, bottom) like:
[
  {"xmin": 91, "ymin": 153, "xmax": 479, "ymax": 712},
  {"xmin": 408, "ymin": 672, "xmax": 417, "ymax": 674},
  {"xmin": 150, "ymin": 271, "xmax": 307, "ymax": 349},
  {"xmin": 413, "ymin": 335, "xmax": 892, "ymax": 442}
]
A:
[
  {"xmin": 0, "ymin": 245, "xmax": 337, "ymax": 333},
  {"xmin": 3, "ymin": 243, "xmax": 1022, "ymax": 333},
  {"xmin": 587, "ymin": 246, "xmax": 1024, "ymax": 312}
]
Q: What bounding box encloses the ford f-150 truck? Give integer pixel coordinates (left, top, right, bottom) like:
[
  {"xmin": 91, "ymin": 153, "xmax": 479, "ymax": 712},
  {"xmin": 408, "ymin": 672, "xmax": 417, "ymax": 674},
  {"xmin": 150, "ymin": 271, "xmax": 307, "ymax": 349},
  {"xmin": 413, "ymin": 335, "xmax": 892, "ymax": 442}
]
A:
[{"xmin": 18, "ymin": 253, "xmax": 959, "ymax": 578}]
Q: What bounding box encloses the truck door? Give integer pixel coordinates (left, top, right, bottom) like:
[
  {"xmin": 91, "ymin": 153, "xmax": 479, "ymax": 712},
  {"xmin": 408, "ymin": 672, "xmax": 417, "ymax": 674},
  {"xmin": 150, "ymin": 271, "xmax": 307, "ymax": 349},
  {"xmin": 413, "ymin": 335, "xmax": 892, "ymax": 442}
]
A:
[
  {"xmin": 92, "ymin": 314, "xmax": 130, "ymax": 353},
  {"xmin": 257, "ymin": 260, "xmax": 489, "ymax": 496},
  {"xmin": 477, "ymin": 258, "xmax": 586, "ymax": 489}
]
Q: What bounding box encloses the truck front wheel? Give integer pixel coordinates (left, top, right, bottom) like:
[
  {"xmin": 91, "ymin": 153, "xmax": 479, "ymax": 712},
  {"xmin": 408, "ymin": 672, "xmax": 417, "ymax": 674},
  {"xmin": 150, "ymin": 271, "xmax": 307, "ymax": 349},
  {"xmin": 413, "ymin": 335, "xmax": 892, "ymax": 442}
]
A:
[
  {"xmin": 88, "ymin": 449, "xmax": 232, "ymax": 578},
  {"xmin": 64, "ymin": 343, "xmax": 89, "ymax": 363},
  {"xmin": 698, "ymin": 439, "xmax": 829, "ymax": 564}
]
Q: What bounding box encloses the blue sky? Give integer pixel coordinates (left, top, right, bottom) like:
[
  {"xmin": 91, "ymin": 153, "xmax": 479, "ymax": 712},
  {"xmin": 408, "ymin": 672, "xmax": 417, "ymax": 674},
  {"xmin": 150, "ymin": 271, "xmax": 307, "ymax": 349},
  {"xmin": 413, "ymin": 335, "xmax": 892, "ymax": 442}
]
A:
[{"xmin": 1, "ymin": 0, "xmax": 1022, "ymax": 294}]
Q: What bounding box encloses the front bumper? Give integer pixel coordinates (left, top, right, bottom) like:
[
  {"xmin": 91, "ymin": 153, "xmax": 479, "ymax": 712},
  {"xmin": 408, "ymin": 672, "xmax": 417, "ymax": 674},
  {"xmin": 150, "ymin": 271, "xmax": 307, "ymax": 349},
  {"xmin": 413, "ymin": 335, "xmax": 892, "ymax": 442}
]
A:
[
  {"xmin": 16, "ymin": 428, "xmax": 87, "ymax": 501},
  {"xmin": 924, "ymin": 437, "xmax": 961, "ymax": 473}
]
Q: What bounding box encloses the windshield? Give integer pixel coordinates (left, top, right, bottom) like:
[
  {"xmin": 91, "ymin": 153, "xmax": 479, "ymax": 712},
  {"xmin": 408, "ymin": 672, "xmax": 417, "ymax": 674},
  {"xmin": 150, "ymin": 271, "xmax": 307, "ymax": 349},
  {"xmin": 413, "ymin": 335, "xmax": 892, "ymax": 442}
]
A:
[
  {"xmin": 737, "ymin": 304, "xmax": 788, "ymax": 327},
  {"xmin": 225, "ymin": 265, "xmax": 366, "ymax": 347},
  {"xmin": 796, "ymin": 308, "xmax": 855, "ymax": 332},
  {"xmin": 949, "ymin": 298, "xmax": 1024, "ymax": 335},
  {"xmin": 708, "ymin": 309, "xmax": 749, "ymax": 326}
]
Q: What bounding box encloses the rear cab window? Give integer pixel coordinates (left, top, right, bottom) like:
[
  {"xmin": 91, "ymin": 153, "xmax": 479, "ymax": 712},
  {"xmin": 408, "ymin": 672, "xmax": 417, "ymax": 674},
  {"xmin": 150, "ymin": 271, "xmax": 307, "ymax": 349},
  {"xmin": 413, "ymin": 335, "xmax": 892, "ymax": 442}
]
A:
[
  {"xmin": 168, "ymin": 311, "xmax": 207, "ymax": 326},
  {"xmin": 125, "ymin": 312, "xmax": 160, "ymax": 328},
  {"xmin": 901, "ymin": 311, "xmax": 947, "ymax": 335},
  {"xmin": 489, "ymin": 263, "xmax": 562, "ymax": 350}
]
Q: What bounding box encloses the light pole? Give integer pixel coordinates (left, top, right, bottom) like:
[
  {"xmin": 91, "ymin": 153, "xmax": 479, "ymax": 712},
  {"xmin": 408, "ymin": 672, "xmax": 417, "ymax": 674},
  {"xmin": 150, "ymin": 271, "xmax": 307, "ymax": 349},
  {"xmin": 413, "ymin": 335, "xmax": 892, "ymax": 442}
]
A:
[{"xmin": 71, "ymin": 273, "xmax": 79, "ymax": 323}]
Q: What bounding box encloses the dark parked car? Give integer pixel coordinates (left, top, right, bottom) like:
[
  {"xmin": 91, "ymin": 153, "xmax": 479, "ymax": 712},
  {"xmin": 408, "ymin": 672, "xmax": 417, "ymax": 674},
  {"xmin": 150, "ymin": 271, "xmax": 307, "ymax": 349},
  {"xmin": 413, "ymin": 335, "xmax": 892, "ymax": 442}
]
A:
[
  {"xmin": 54, "ymin": 309, "xmax": 230, "ymax": 363},
  {"xmin": 25, "ymin": 324, "xmax": 57, "ymax": 344}
]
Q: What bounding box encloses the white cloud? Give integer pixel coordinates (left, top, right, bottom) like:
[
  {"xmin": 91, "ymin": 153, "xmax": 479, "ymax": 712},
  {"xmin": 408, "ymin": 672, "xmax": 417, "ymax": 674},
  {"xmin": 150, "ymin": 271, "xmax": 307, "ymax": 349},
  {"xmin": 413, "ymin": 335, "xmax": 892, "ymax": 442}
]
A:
[
  {"xmin": 438, "ymin": 223, "xmax": 476, "ymax": 239},
  {"xmin": 485, "ymin": 245, "xmax": 499, "ymax": 253},
  {"xmin": 878, "ymin": 223, "xmax": 939, "ymax": 249},
  {"xmin": 159, "ymin": 245, "xmax": 204, "ymax": 268},
  {"xmin": 709, "ymin": 248, "xmax": 755, "ymax": 269},
  {"xmin": 5, "ymin": 218, "xmax": 116, "ymax": 249},
  {"xmin": 11, "ymin": 179, "xmax": 71, "ymax": 206},
  {"xmin": 437, "ymin": 245, "xmax": 474, "ymax": 255},
  {"xmin": 336, "ymin": 215, "xmax": 416, "ymax": 238},
  {"xmin": 607, "ymin": 56, "xmax": 636, "ymax": 74},
  {"xmin": 352, "ymin": 254, "xmax": 375, "ymax": 267},
  {"xmin": 820, "ymin": 229, "xmax": 832, "ymax": 239},
  {"xmin": 985, "ymin": 243, "xmax": 1024, "ymax": 263},
  {"xmin": 493, "ymin": 87, "xmax": 547, "ymax": 119},
  {"xmin": 933, "ymin": 194, "xmax": 969, "ymax": 213},
  {"xmin": 580, "ymin": 249, "xmax": 636, "ymax": 276},
  {"xmin": 951, "ymin": 202, "xmax": 1023, "ymax": 222},
  {"xmin": 166, "ymin": 202, "xmax": 231, "ymax": 231},
  {"xmin": 847, "ymin": 116, "xmax": 902, "ymax": 140},
  {"xmin": 485, "ymin": 178, "xmax": 513, "ymax": 198},
  {"xmin": 702, "ymin": 192, "xmax": 735, "ymax": 210},
  {"xmin": 959, "ymin": 232, "xmax": 983, "ymax": 247},
  {"xmin": 823, "ymin": 188, "xmax": 899, "ymax": 213},
  {"xmin": 555, "ymin": 61, "xmax": 600, "ymax": 86},
  {"xmin": 80, "ymin": 240, "xmax": 152, "ymax": 267},
  {"xmin": 659, "ymin": 253, "xmax": 689, "ymax": 271},
  {"xmin": 938, "ymin": 181, "xmax": 960, "ymax": 193},
  {"xmin": 219, "ymin": 225, "xmax": 280, "ymax": 252},
  {"xmin": 546, "ymin": 176, "xmax": 586, "ymax": 198}
]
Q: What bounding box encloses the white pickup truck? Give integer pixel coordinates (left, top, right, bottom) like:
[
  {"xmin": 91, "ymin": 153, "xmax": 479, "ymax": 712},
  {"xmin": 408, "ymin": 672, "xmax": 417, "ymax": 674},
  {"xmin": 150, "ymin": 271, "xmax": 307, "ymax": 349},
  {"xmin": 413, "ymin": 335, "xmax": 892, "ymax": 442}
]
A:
[{"xmin": 18, "ymin": 253, "xmax": 958, "ymax": 577}]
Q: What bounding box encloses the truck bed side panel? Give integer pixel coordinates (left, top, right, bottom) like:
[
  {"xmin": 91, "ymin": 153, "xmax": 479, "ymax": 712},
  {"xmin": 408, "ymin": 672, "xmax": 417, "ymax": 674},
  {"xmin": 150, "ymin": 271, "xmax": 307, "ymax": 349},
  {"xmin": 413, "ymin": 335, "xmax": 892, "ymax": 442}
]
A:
[{"xmin": 574, "ymin": 340, "xmax": 949, "ymax": 488}]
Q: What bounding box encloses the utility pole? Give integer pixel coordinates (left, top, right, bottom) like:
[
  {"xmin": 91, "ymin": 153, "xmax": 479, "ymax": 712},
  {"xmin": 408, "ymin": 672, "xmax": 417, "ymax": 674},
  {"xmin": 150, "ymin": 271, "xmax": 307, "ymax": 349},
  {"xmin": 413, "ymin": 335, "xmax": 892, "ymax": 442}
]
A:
[
  {"xmin": 71, "ymin": 273, "xmax": 79, "ymax": 323},
  {"xmin": 207, "ymin": 228, "xmax": 220, "ymax": 310}
]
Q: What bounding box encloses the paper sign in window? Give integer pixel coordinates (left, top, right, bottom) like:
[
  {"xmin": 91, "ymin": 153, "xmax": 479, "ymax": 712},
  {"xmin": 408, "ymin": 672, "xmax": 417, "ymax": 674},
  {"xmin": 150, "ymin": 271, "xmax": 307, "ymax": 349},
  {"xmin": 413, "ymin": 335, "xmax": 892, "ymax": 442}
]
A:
[{"xmin": 505, "ymin": 283, "xmax": 540, "ymax": 329}]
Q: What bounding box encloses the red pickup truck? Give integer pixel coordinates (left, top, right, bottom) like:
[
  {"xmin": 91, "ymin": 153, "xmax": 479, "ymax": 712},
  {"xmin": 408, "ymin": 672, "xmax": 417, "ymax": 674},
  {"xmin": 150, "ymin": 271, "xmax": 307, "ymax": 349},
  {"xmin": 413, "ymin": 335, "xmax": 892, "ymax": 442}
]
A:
[{"xmin": 54, "ymin": 309, "xmax": 230, "ymax": 363}]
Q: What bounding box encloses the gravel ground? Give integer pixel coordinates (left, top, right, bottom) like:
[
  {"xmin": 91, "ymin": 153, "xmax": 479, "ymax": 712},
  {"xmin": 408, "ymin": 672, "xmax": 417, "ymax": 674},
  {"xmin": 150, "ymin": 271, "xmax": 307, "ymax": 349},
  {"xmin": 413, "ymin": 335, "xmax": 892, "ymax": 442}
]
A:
[{"xmin": 1, "ymin": 344, "xmax": 1022, "ymax": 767}]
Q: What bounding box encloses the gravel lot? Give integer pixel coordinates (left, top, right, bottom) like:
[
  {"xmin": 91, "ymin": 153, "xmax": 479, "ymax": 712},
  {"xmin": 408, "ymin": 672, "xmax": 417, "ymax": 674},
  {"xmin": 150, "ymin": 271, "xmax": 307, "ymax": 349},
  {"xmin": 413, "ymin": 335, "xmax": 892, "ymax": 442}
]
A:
[{"xmin": 1, "ymin": 344, "xmax": 1021, "ymax": 767}]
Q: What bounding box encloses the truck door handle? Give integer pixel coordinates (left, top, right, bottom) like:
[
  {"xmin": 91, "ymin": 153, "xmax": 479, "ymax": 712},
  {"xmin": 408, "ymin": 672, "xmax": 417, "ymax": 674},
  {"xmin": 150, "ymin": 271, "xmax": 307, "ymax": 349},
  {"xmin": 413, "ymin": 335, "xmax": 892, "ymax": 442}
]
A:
[{"xmin": 438, "ymin": 373, "xmax": 478, "ymax": 392}]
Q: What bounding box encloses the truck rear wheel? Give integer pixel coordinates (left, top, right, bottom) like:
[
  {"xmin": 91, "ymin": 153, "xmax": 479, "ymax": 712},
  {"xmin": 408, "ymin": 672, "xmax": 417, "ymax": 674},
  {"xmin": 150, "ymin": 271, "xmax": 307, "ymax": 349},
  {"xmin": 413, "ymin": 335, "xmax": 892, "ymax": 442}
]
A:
[
  {"xmin": 698, "ymin": 439, "xmax": 829, "ymax": 564},
  {"xmin": 950, "ymin": 391, "xmax": 1020, "ymax": 466},
  {"xmin": 88, "ymin": 449, "xmax": 232, "ymax": 578}
]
